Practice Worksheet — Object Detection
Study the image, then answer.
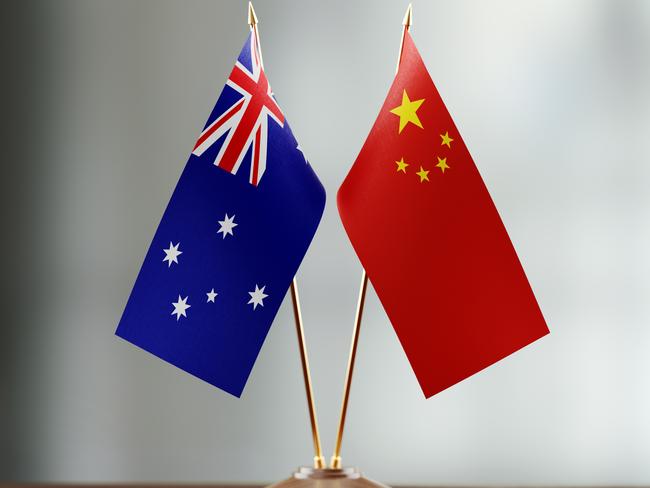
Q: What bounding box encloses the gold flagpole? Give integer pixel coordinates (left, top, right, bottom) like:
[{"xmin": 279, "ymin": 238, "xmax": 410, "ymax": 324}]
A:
[
  {"xmin": 247, "ymin": 2, "xmax": 264, "ymax": 69},
  {"xmin": 329, "ymin": 4, "xmax": 412, "ymax": 470},
  {"xmin": 290, "ymin": 279, "xmax": 326, "ymax": 469},
  {"xmin": 247, "ymin": 2, "xmax": 325, "ymax": 470},
  {"xmin": 330, "ymin": 271, "xmax": 368, "ymax": 469}
]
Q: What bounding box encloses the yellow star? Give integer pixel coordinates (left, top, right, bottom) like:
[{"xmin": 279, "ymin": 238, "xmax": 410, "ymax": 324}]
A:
[
  {"xmin": 436, "ymin": 156, "xmax": 449, "ymax": 173},
  {"xmin": 390, "ymin": 90, "xmax": 425, "ymax": 134},
  {"xmin": 416, "ymin": 166, "xmax": 430, "ymax": 182},
  {"xmin": 440, "ymin": 131, "xmax": 454, "ymax": 148},
  {"xmin": 395, "ymin": 157, "xmax": 409, "ymax": 173}
]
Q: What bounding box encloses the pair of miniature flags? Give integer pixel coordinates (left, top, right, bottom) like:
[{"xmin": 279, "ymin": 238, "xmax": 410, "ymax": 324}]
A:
[{"xmin": 116, "ymin": 28, "xmax": 549, "ymax": 398}]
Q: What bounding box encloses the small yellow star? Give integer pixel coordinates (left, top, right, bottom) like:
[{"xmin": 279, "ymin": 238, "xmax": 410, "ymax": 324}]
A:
[
  {"xmin": 436, "ymin": 156, "xmax": 450, "ymax": 173},
  {"xmin": 395, "ymin": 157, "xmax": 409, "ymax": 173},
  {"xmin": 440, "ymin": 131, "xmax": 454, "ymax": 148},
  {"xmin": 390, "ymin": 90, "xmax": 425, "ymax": 134},
  {"xmin": 416, "ymin": 166, "xmax": 430, "ymax": 182}
]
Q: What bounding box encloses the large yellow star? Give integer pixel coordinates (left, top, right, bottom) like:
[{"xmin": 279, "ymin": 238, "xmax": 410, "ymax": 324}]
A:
[
  {"xmin": 416, "ymin": 166, "xmax": 430, "ymax": 182},
  {"xmin": 440, "ymin": 131, "xmax": 454, "ymax": 148},
  {"xmin": 395, "ymin": 157, "xmax": 409, "ymax": 173},
  {"xmin": 390, "ymin": 90, "xmax": 425, "ymax": 134},
  {"xmin": 436, "ymin": 156, "xmax": 449, "ymax": 173}
]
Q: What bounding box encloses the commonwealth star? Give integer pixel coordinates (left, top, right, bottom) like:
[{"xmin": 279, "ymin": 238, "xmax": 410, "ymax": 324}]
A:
[{"xmin": 217, "ymin": 213, "xmax": 238, "ymax": 239}]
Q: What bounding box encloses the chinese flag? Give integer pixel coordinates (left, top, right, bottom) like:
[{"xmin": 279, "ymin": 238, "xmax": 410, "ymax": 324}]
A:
[{"xmin": 337, "ymin": 31, "xmax": 549, "ymax": 398}]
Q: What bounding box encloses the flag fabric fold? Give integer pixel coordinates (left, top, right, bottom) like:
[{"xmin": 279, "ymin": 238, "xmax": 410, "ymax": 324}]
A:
[
  {"xmin": 116, "ymin": 31, "xmax": 325, "ymax": 397},
  {"xmin": 337, "ymin": 32, "xmax": 548, "ymax": 398}
]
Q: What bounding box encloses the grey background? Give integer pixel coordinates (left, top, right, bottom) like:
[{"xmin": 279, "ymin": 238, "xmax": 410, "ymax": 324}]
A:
[{"xmin": 2, "ymin": 0, "xmax": 650, "ymax": 484}]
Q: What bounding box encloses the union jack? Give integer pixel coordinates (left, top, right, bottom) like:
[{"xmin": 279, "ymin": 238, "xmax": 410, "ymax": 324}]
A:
[{"xmin": 192, "ymin": 31, "xmax": 285, "ymax": 186}]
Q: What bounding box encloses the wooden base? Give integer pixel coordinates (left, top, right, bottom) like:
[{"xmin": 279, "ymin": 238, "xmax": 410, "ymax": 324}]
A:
[{"xmin": 266, "ymin": 466, "xmax": 389, "ymax": 488}]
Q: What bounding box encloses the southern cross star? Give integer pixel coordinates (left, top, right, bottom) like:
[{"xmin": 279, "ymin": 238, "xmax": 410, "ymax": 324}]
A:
[
  {"xmin": 163, "ymin": 242, "xmax": 182, "ymax": 267},
  {"xmin": 206, "ymin": 289, "xmax": 218, "ymax": 303},
  {"xmin": 171, "ymin": 295, "xmax": 191, "ymax": 321},
  {"xmin": 247, "ymin": 284, "xmax": 268, "ymax": 310},
  {"xmin": 218, "ymin": 213, "xmax": 238, "ymax": 238}
]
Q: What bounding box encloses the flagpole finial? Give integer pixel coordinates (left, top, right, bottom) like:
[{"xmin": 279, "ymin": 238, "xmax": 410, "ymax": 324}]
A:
[
  {"xmin": 248, "ymin": 2, "xmax": 258, "ymax": 26},
  {"xmin": 396, "ymin": 3, "xmax": 412, "ymax": 73},
  {"xmin": 247, "ymin": 2, "xmax": 264, "ymax": 69},
  {"xmin": 402, "ymin": 3, "xmax": 413, "ymax": 28}
]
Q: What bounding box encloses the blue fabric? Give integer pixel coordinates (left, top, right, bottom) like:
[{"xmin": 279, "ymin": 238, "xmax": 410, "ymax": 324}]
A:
[{"xmin": 116, "ymin": 33, "xmax": 325, "ymax": 397}]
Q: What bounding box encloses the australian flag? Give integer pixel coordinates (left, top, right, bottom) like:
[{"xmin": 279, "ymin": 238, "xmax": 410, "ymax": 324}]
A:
[{"xmin": 116, "ymin": 31, "xmax": 326, "ymax": 397}]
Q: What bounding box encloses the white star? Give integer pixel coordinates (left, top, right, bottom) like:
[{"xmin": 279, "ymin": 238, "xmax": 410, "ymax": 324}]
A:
[
  {"xmin": 206, "ymin": 289, "xmax": 218, "ymax": 303},
  {"xmin": 171, "ymin": 295, "xmax": 191, "ymax": 321},
  {"xmin": 163, "ymin": 242, "xmax": 182, "ymax": 267},
  {"xmin": 217, "ymin": 214, "xmax": 238, "ymax": 239},
  {"xmin": 247, "ymin": 284, "xmax": 268, "ymax": 310}
]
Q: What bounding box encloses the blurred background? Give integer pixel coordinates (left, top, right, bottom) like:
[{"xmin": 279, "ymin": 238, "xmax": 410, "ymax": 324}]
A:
[{"xmin": 2, "ymin": 0, "xmax": 650, "ymax": 484}]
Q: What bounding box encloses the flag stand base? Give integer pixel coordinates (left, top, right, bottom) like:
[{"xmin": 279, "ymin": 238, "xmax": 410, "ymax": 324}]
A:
[{"xmin": 266, "ymin": 466, "xmax": 389, "ymax": 488}]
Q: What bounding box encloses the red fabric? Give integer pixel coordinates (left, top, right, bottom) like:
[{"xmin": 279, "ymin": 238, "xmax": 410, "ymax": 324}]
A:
[{"xmin": 337, "ymin": 32, "xmax": 549, "ymax": 398}]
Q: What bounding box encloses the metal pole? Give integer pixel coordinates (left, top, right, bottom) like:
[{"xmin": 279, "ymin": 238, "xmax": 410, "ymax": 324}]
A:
[{"xmin": 329, "ymin": 3, "xmax": 412, "ymax": 469}]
